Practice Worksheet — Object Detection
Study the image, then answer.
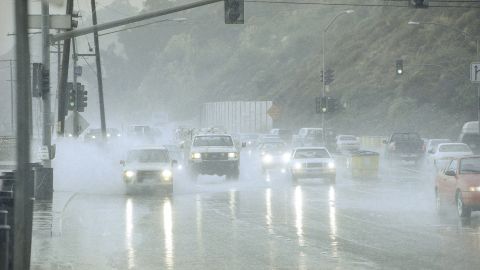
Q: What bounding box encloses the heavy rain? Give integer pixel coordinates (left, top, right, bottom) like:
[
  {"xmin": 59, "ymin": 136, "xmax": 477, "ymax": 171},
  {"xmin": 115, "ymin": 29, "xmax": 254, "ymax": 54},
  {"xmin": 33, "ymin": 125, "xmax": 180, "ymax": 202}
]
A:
[{"xmin": 2, "ymin": 1, "xmax": 480, "ymax": 270}]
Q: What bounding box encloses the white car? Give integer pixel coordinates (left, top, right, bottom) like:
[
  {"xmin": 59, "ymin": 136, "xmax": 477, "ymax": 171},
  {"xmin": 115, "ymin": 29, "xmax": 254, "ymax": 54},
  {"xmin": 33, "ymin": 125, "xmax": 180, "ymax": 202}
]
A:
[
  {"xmin": 425, "ymin": 139, "xmax": 451, "ymax": 154},
  {"xmin": 290, "ymin": 147, "xmax": 336, "ymax": 183},
  {"xmin": 432, "ymin": 143, "xmax": 473, "ymax": 169},
  {"xmin": 120, "ymin": 146, "xmax": 176, "ymax": 194},
  {"xmin": 336, "ymin": 135, "xmax": 360, "ymax": 152}
]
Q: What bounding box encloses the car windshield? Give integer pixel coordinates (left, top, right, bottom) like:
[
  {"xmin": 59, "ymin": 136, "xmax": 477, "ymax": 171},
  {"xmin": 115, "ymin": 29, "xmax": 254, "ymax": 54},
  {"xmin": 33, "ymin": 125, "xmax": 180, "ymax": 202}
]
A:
[
  {"xmin": 460, "ymin": 158, "xmax": 480, "ymax": 174},
  {"xmin": 391, "ymin": 133, "xmax": 420, "ymax": 141},
  {"xmin": 193, "ymin": 136, "xmax": 233, "ymax": 147},
  {"xmin": 260, "ymin": 142, "xmax": 286, "ymax": 151},
  {"xmin": 127, "ymin": 149, "xmax": 169, "ymax": 163},
  {"xmin": 339, "ymin": 135, "xmax": 356, "ymax": 141},
  {"xmin": 306, "ymin": 130, "xmax": 323, "ymax": 136},
  {"xmin": 439, "ymin": 144, "xmax": 471, "ymax": 153},
  {"xmin": 294, "ymin": 149, "xmax": 330, "ymax": 159}
]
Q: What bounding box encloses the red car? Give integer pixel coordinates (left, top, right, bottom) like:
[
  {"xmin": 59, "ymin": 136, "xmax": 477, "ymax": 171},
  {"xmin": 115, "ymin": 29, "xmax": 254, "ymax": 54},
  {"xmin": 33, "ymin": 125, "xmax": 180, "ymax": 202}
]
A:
[{"xmin": 435, "ymin": 156, "xmax": 480, "ymax": 217}]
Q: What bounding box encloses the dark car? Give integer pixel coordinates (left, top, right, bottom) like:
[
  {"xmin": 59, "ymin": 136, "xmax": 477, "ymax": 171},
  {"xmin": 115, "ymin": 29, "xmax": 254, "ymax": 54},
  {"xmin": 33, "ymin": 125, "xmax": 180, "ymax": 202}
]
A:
[
  {"xmin": 459, "ymin": 132, "xmax": 480, "ymax": 155},
  {"xmin": 384, "ymin": 132, "xmax": 425, "ymax": 164}
]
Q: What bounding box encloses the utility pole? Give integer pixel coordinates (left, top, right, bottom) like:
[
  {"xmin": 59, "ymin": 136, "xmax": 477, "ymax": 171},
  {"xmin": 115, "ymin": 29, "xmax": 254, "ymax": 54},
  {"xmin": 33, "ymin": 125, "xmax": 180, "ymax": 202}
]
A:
[
  {"xmin": 91, "ymin": 0, "xmax": 107, "ymax": 140},
  {"xmin": 57, "ymin": 0, "xmax": 74, "ymax": 137},
  {"xmin": 13, "ymin": 0, "xmax": 32, "ymax": 269},
  {"xmin": 72, "ymin": 38, "xmax": 80, "ymax": 137},
  {"xmin": 9, "ymin": 60, "xmax": 14, "ymax": 135},
  {"xmin": 42, "ymin": 0, "xmax": 52, "ymax": 167}
]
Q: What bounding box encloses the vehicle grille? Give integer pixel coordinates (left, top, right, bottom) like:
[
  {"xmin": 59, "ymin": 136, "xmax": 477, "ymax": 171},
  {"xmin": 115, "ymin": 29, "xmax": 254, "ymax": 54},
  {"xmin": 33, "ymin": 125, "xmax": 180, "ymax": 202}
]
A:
[
  {"xmin": 202, "ymin": 152, "xmax": 228, "ymax": 161},
  {"xmin": 306, "ymin": 163, "xmax": 325, "ymax": 168},
  {"xmin": 137, "ymin": 170, "xmax": 160, "ymax": 180}
]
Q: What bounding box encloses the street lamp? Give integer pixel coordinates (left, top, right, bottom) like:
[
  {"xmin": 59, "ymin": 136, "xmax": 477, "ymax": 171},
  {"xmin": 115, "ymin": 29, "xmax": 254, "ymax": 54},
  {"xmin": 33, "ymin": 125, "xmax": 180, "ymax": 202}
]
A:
[
  {"xmin": 321, "ymin": 10, "xmax": 354, "ymax": 140},
  {"xmin": 408, "ymin": 20, "xmax": 480, "ymax": 132}
]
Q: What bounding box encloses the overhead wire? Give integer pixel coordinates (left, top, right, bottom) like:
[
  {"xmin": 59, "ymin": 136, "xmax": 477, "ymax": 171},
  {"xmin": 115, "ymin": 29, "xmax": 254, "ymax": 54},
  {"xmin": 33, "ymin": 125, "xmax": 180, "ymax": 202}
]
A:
[{"xmin": 245, "ymin": 0, "xmax": 480, "ymax": 8}]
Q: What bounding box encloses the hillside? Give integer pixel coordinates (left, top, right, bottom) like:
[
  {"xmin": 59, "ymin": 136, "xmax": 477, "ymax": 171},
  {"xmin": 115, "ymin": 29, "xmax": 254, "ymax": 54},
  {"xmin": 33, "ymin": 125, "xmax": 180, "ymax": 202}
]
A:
[{"xmin": 94, "ymin": 0, "xmax": 480, "ymax": 138}]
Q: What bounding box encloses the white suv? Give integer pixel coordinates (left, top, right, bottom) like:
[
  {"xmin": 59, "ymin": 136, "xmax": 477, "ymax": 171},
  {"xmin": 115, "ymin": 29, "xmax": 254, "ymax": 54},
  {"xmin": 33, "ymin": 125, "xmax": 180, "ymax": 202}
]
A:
[{"xmin": 188, "ymin": 134, "xmax": 240, "ymax": 179}]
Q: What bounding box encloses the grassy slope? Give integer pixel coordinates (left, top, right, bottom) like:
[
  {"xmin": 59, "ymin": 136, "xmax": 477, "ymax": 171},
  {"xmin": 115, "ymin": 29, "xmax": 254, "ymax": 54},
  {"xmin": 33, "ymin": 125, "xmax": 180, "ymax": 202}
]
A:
[{"xmin": 100, "ymin": 2, "xmax": 480, "ymax": 138}]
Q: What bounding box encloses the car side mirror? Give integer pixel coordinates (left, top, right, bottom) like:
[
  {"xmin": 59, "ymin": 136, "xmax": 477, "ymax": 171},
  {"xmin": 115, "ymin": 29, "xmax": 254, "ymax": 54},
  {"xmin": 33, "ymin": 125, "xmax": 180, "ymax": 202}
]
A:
[
  {"xmin": 242, "ymin": 142, "xmax": 246, "ymax": 148},
  {"xmin": 172, "ymin": 160, "xmax": 178, "ymax": 166},
  {"xmin": 428, "ymin": 149, "xmax": 434, "ymax": 154},
  {"xmin": 120, "ymin": 160, "xmax": 125, "ymax": 166},
  {"xmin": 445, "ymin": 170, "xmax": 456, "ymax": 176},
  {"xmin": 382, "ymin": 140, "xmax": 387, "ymax": 144}
]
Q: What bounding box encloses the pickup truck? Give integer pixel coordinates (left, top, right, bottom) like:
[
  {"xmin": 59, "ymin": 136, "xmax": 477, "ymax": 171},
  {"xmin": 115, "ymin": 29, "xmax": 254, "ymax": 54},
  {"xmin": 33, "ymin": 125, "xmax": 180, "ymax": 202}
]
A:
[
  {"xmin": 384, "ymin": 132, "xmax": 425, "ymax": 164},
  {"xmin": 188, "ymin": 133, "xmax": 241, "ymax": 179}
]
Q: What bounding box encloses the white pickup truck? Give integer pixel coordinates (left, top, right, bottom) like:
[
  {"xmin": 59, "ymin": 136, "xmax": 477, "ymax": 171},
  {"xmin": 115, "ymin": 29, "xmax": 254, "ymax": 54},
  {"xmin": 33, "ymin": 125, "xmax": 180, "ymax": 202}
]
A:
[{"xmin": 188, "ymin": 133, "xmax": 241, "ymax": 179}]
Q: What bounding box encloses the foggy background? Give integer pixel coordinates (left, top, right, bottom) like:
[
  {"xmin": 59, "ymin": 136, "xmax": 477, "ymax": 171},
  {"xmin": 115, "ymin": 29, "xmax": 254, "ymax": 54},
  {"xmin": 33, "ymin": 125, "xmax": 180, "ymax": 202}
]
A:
[{"xmin": 1, "ymin": 0, "xmax": 479, "ymax": 138}]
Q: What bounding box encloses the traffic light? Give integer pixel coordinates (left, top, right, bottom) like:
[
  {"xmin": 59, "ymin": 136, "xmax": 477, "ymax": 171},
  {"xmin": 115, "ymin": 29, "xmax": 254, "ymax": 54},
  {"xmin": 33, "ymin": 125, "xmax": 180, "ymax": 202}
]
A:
[
  {"xmin": 315, "ymin": 96, "xmax": 328, "ymax": 113},
  {"xmin": 224, "ymin": 0, "xmax": 244, "ymax": 24},
  {"xmin": 66, "ymin": 82, "xmax": 76, "ymax": 111},
  {"xmin": 326, "ymin": 97, "xmax": 339, "ymax": 113},
  {"xmin": 76, "ymin": 84, "xmax": 88, "ymax": 112},
  {"xmin": 32, "ymin": 63, "xmax": 43, "ymax": 97},
  {"xmin": 320, "ymin": 70, "xmax": 324, "ymax": 82},
  {"xmin": 324, "ymin": 69, "xmax": 335, "ymax": 85},
  {"xmin": 396, "ymin": 59, "xmax": 403, "ymax": 75},
  {"xmin": 409, "ymin": 0, "xmax": 429, "ymax": 8}
]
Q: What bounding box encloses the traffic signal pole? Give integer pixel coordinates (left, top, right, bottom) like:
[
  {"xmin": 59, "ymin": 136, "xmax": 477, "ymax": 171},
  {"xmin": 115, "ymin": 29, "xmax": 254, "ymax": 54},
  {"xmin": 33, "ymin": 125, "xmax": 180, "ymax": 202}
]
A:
[
  {"xmin": 13, "ymin": 0, "xmax": 33, "ymax": 269},
  {"xmin": 91, "ymin": 0, "xmax": 107, "ymax": 140},
  {"xmin": 42, "ymin": 0, "xmax": 52, "ymax": 167},
  {"xmin": 72, "ymin": 38, "xmax": 80, "ymax": 137},
  {"xmin": 51, "ymin": 0, "xmax": 223, "ymax": 42},
  {"xmin": 57, "ymin": 0, "xmax": 74, "ymax": 137}
]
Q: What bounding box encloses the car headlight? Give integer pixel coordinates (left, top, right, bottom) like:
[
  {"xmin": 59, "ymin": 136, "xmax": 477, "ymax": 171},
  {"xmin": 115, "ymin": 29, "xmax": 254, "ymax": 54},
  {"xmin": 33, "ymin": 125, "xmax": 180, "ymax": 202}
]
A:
[
  {"xmin": 228, "ymin": 152, "xmax": 237, "ymax": 159},
  {"xmin": 107, "ymin": 133, "xmax": 111, "ymax": 138},
  {"xmin": 469, "ymin": 186, "xmax": 480, "ymax": 192},
  {"xmin": 191, "ymin": 153, "xmax": 201, "ymax": 159},
  {"xmin": 117, "ymin": 134, "xmax": 122, "ymax": 137},
  {"xmin": 263, "ymin": 154, "xmax": 273, "ymax": 164},
  {"xmin": 124, "ymin": 170, "xmax": 135, "ymax": 178},
  {"xmin": 68, "ymin": 133, "xmax": 73, "ymax": 137},
  {"xmin": 91, "ymin": 135, "xmax": 96, "ymax": 139},
  {"xmin": 328, "ymin": 161, "xmax": 335, "ymax": 169},
  {"xmin": 293, "ymin": 162, "xmax": 302, "ymax": 170},
  {"xmin": 282, "ymin": 152, "xmax": 290, "ymax": 163},
  {"xmin": 161, "ymin": 169, "xmax": 173, "ymax": 180}
]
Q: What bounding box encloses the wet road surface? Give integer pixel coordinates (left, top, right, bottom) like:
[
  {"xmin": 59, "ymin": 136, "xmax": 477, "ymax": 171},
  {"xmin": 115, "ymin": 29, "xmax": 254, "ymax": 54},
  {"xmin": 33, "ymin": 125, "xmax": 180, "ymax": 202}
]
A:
[{"xmin": 30, "ymin": 150, "xmax": 480, "ymax": 269}]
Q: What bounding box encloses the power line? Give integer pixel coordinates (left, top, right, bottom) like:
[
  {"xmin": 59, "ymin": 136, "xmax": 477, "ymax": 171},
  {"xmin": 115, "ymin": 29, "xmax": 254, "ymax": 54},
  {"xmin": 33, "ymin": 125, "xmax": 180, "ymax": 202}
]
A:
[
  {"xmin": 98, "ymin": 18, "xmax": 186, "ymax": 37},
  {"xmin": 245, "ymin": 0, "xmax": 480, "ymax": 8}
]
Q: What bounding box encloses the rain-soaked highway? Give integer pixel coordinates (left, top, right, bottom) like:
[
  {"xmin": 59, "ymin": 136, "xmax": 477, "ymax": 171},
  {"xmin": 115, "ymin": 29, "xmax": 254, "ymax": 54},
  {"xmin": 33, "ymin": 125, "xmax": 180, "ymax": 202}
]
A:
[{"xmin": 30, "ymin": 145, "xmax": 480, "ymax": 270}]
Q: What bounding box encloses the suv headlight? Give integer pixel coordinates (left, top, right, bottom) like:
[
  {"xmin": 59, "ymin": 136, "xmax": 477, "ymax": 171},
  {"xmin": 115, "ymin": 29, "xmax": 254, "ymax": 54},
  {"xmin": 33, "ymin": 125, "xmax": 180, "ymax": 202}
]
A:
[
  {"xmin": 262, "ymin": 154, "xmax": 273, "ymax": 164},
  {"xmin": 191, "ymin": 153, "xmax": 201, "ymax": 159},
  {"xmin": 228, "ymin": 152, "xmax": 237, "ymax": 159},
  {"xmin": 282, "ymin": 152, "xmax": 290, "ymax": 162},
  {"xmin": 124, "ymin": 170, "xmax": 135, "ymax": 178},
  {"xmin": 328, "ymin": 161, "xmax": 335, "ymax": 169},
  {"xmin": 293, "ymin": 162, "xmax": 302, "ymax": 170},
  {"xmin": 161, "ymin": 169, "xmax": 173, "ymax": 180}
]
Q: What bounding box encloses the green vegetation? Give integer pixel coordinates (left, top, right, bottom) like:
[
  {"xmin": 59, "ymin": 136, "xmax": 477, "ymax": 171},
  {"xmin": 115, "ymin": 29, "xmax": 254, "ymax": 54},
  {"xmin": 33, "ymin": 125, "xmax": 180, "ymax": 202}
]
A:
[{"xmin": 99, "ymin": 1, "xmax": 480, "ymax": 138}]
